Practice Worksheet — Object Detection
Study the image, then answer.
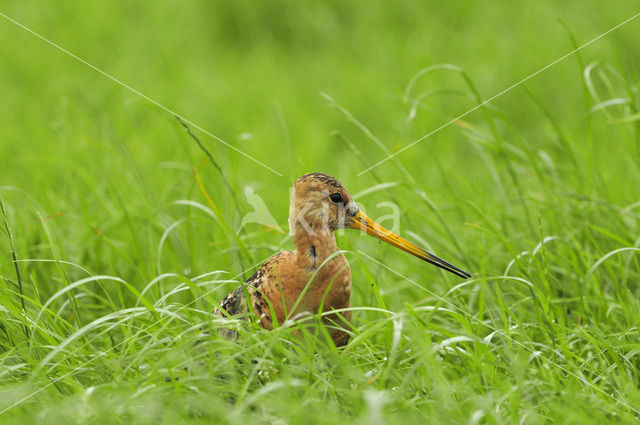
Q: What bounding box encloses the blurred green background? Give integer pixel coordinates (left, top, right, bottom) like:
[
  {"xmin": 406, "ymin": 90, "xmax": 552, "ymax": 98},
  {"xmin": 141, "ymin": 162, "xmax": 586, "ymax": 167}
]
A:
[{"xmin": 1, "ymin": 1, "xmax": 640, "ymax": 424}]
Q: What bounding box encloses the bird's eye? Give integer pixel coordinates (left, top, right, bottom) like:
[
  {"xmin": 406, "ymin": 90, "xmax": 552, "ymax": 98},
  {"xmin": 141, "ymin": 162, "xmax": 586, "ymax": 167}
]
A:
[{"xmin": 329, "ymin": 192, "xmax": 343, "ymax": 203}]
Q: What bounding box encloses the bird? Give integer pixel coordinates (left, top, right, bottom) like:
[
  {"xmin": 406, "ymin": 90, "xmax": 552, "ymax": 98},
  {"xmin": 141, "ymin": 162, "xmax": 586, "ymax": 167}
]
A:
[{"xmin": 214, "ymin": 172, "xmax": 471, "ymax": 346}]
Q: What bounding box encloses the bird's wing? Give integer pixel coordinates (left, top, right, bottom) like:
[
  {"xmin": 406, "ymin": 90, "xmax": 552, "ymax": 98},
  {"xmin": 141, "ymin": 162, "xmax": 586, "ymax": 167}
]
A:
[
  {"xmin": 215, "ymin": 285, "xmax": 250, "ymax": 316},
  {"xmin": 214, "ymin": 252, "xmax": 282, "ymax": 317}
]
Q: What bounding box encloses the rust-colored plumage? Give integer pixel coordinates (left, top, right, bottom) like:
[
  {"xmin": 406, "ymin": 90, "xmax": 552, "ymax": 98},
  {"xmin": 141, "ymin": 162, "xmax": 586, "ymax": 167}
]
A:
[{"xmin": 214, "ymin": 172, "xmax": 470, "ymax": 346}]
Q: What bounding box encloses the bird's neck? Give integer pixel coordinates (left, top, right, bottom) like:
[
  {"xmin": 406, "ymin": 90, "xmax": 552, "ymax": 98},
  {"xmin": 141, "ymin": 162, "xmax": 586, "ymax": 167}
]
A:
[{"xmin": 292, "ymin": 228, "xmax": 341, "ymax": 271}]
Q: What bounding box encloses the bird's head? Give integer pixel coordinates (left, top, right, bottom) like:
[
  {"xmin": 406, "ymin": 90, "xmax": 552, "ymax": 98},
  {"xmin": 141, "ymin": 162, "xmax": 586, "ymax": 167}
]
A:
[
  {"xmin": 289, "ymin": 172, "xmax": 471, "ymax": 279},
  {"xmin": 289, "ymin": 172, "xmax": 357, "ymax": 234}
]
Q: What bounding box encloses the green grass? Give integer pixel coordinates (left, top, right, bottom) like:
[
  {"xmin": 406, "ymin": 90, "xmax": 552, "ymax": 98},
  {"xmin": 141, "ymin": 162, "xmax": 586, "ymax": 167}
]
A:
[{"xmin": 1, "ymin": 1, "xmax": 640, "ymax": 423}]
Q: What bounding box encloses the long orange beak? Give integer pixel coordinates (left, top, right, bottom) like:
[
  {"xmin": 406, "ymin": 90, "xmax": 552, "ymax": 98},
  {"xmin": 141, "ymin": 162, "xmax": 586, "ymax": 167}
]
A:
[{"xmin": 347, "ymin": 210, "xmax": 471, "ymax": 278}]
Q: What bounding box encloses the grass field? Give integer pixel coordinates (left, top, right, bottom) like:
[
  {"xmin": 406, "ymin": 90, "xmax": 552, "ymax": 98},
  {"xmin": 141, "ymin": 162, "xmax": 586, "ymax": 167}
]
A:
[{"xmin": 1, "ymin": 1, "xmax": 640, "ymax": 423}]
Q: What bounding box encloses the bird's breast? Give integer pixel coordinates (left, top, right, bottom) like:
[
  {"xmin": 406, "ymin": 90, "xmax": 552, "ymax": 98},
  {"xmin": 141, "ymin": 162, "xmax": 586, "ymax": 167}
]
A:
[
  {"xmin": 300, "ymin": 253, "xmax": 352, "ymax": 312},
  {"xmin": 274, "ymin": 251, "xmax": 351, "ymax": 314}
]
